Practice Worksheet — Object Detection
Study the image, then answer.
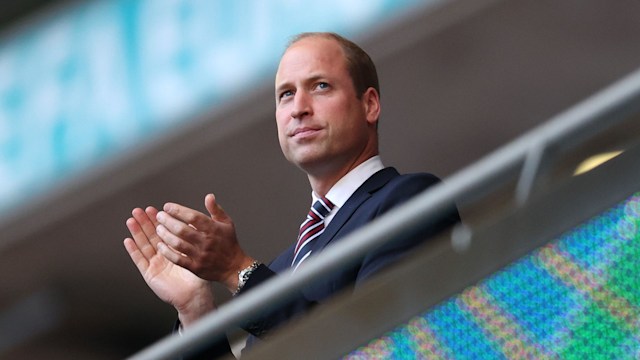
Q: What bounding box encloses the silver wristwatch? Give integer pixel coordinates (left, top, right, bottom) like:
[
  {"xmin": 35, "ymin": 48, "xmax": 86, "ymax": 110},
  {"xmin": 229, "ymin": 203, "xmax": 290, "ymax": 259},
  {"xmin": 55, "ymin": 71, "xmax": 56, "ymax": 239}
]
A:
[{"xmin": 234, "ymin": 261, "xmax": 260, "ymax": 296}]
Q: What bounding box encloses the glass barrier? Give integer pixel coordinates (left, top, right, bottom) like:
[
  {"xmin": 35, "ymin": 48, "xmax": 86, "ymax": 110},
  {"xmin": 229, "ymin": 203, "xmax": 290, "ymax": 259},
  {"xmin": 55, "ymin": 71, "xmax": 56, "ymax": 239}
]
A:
[{"xmin": 346, "ymin": 191, "xmax": 640, "ymax": 359}]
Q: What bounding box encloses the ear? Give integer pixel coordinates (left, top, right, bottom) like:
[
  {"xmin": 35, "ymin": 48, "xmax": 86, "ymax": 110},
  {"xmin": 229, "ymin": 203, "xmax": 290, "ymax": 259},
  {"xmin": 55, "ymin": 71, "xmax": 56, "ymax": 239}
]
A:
[{"xmin": 362, "ymin": 87, "xmax": 381, "ymax": 126}]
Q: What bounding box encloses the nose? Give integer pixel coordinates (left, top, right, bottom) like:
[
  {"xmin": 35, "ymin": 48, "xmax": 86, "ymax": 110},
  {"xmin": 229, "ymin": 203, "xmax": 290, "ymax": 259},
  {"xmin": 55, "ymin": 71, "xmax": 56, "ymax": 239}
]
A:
[{"xmin": 290, "ymin": 91, "xmax": 312, "ymax": 119}]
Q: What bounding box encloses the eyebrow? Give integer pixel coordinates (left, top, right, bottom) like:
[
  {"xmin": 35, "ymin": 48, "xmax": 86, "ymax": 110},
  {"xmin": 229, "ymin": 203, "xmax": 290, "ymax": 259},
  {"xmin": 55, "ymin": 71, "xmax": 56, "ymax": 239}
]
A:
[{"xmin": 275, "ymin": 74, "xmax": 327, "ymax": 95}]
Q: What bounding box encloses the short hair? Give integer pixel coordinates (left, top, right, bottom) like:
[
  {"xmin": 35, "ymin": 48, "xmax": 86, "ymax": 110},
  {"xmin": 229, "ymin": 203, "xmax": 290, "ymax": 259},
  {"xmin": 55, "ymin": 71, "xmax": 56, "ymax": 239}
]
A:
[{"xmin": 287, "ymin": 32, "xmax": 380, "ymax": 99}]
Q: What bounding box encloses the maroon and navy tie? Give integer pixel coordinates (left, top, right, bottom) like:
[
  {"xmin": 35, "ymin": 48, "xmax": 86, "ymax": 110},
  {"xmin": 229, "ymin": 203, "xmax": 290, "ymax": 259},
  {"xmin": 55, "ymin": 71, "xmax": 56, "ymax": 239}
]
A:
[{"xmin": 291, "ymin": 196, "xmax": 335, "ymax": 271}]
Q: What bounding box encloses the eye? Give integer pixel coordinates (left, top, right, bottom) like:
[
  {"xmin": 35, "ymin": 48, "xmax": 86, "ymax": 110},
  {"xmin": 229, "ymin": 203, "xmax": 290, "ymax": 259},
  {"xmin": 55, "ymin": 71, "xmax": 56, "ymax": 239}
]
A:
[
  {"xmin": 316, "ymin": 82, "xmax": 329, "ymax": 90},
  {"xmin": 279, "ymin": 90, "xmax": 294, "ymax": 100}
]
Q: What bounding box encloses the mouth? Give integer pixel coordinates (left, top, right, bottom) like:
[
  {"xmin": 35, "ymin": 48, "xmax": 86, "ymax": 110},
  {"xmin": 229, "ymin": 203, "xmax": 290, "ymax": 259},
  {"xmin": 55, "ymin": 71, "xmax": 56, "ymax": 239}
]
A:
[{"xmin": 291, "ymin": 127, "xmax": 322, "ymax": 139}]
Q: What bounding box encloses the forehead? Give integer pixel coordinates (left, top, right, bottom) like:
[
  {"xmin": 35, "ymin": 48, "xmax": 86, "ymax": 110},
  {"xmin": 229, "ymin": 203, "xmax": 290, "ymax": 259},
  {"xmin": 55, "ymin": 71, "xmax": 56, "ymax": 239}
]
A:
[{"xmin": 275, "ymin": 37, "xmax": 348, "ymax": 83}]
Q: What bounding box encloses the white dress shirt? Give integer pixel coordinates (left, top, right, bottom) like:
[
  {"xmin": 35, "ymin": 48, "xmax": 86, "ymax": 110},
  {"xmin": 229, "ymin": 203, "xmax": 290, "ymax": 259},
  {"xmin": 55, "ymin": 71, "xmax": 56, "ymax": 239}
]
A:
[{"xmin": 310, "ymin": 155, "xmax": 385, "ymax": 226}]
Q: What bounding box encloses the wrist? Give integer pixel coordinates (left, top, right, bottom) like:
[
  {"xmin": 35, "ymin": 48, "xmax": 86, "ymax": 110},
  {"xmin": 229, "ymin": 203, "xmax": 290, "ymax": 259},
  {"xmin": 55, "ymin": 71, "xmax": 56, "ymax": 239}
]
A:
[
  {"xmin": 223, "ymin": 257, "xmax": 258, "ymax": 292},
  {"xmin": 176, "ymin": 283, "xmax": 216, "ymax": 329}
]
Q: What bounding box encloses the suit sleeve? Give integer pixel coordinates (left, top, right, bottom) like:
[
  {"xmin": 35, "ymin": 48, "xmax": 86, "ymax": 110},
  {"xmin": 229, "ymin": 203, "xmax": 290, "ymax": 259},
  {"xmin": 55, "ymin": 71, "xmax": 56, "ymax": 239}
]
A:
[
  {"xmin": 236, "ymin": 264, "xmax": 319, "ymax": 340},
  {"xmin": 171, "ymin": 320, "xmax": 233, "ymax": 360}
]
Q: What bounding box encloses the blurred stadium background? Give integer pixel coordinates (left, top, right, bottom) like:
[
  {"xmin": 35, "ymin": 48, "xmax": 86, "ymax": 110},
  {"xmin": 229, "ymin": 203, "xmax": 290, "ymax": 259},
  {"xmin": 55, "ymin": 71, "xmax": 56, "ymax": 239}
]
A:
[{"xmin": 1, "ymin": 0, "xmax": 639, "ymax": 358}]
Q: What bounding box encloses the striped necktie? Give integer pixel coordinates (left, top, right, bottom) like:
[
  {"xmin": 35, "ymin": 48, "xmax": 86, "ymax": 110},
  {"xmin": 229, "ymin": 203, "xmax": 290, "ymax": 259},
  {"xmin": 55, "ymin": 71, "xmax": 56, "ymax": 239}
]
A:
[{"xmin": 291, "ymin": 196, "xmax": 335, "ymax": 271}]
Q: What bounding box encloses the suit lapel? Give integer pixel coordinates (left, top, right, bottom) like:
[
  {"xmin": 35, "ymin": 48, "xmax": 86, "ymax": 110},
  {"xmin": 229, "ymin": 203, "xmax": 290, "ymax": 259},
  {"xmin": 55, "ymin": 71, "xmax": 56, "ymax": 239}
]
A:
[{"xmin": 311, "ymin": 167, "xmax": 399, "ymax": 252}]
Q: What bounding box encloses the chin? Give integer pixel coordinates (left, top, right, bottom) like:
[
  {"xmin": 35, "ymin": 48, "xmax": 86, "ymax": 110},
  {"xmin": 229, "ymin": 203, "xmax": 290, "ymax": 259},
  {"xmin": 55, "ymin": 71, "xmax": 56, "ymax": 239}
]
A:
[{"xmin": 291, "ymin": 154, "xmax": 326, "ymax": 171}]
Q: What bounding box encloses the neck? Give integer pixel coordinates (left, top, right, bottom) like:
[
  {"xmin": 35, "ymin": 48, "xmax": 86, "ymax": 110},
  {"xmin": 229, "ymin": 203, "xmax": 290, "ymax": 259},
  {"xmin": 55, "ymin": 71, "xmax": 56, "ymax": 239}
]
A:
[
  {"xmin": 307, "ymin": 152, "xmax": 378, "ymax": 197},
  {"xmin": 308, "ymin": 172, "xmax": 344, "ymax": 198}
]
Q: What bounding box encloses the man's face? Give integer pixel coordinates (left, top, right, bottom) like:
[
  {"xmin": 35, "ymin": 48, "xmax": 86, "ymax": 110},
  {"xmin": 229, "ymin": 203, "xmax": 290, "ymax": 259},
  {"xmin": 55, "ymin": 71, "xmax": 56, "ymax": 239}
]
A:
[{"xmin": 274, "ymin": 37, "xmax": 378, "ymax": 176}]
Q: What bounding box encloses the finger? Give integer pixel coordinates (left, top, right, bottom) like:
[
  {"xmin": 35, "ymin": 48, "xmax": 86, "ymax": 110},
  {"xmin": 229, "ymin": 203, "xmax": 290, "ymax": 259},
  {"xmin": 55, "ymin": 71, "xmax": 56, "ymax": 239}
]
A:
[
  {"xmin": 163, "ymin": 202, "xmax": 211, "ymax": 230},
  {"xmin": 145, "ymin": 206, "xmax": 160, "ymax": 228},
  {"xmin": 123, "ymin": 237, "xmax": 149, "ymax": 274},
  {"xmin": 157, "ymin": 241, "xmax": 192, "ymax": 269},
  {"xmin": 156, "ymin": 210, "xmax": 200, "ymax": 240},
  {"xmin": 132, "ymin": 207, "xmax": 163, "ymax": 249},
  {"xmin": 156, "ymin": 223, "xmax": 197, "ymax": 257},
  {"xmin": 126, "ymin": 215, "xmax": 157, "ymax": 260},
  {"xmin": 205, "ymin": 193, "xmax": 229, "ymax": 222}
]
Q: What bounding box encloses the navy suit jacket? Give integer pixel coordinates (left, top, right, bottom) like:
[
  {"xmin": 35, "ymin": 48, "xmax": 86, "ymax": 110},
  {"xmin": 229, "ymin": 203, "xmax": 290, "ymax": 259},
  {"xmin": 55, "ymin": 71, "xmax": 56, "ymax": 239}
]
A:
[
  {"xmin": 240, "ymin": 167, "xmax": 460, "ymax": 343},
  {"xmin": 183, "ymin": 167, "xmax": 460, "ymax": 358}
]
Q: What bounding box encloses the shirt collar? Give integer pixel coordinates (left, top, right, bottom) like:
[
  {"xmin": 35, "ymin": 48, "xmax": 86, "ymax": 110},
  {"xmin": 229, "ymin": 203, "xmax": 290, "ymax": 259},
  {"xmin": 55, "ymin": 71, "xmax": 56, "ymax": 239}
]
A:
[{"xmin": 311, "ymin": 155, "xmax": 385, "ymax": 209}]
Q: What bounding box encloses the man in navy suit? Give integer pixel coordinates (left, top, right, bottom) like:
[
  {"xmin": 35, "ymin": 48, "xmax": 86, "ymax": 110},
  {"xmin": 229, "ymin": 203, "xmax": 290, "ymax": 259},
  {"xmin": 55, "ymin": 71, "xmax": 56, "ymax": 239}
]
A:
[{"xmin": 124, "ymin": 32, "xmax": 459, "ymax": 357}]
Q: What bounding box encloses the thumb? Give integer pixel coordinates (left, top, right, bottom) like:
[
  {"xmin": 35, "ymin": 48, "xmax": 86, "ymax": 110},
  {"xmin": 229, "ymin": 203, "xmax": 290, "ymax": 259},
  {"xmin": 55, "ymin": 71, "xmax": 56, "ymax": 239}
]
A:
[{"xmin": 205, "ymin": 193, "xmax": 228, "ymax": 221}]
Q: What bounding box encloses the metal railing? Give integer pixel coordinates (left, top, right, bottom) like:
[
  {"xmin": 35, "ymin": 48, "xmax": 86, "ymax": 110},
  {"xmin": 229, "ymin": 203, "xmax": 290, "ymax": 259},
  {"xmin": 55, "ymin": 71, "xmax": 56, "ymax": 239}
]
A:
[{"xmin": 128, "ymin": 66, "xmax": 640, "ymax": 360}]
